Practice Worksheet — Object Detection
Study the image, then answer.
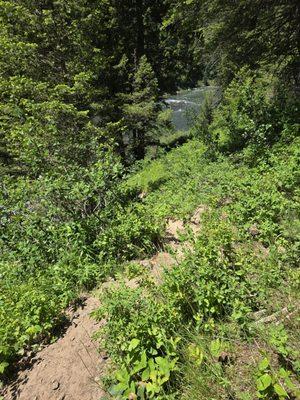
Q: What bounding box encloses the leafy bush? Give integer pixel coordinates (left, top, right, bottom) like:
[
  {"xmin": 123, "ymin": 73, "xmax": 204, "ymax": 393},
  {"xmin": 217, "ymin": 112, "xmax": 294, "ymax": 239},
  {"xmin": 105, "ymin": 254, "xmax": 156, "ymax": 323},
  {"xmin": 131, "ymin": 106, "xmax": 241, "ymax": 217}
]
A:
[
  {"xmin": 208, "ymin": 68, "xmax": 299, "ymax": 153},
  {"xmin": 0, "ymin": 143, "xmax": 163, "ymax": 371},
  {"xmin": 93, "ymin": 204, "xmax": 162, "ymax": 261},
  {"xmin": 256, "ymin": 358, "xmax": 300, "ymax": 399},
  {"xmin": 162, "ymin": 216, "xmax": 255, "ymax": 330},
  {"xmin": 96, "ymin": 285, "xmax": 180, "ymax": 398}
]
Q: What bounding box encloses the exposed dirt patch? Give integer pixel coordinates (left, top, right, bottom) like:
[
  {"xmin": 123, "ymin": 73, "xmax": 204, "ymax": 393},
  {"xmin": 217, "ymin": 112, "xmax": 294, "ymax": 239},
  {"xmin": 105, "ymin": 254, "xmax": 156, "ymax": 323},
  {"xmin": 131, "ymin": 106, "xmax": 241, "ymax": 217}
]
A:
[
  {"xmin": 3, "ymin": 297, "xmax": 106, "ymax": 400},
  {"xmin": 165, "ymin": 219, "xmax": 185, "ymax": 240},
  {"xmin": 226, "ymin": 342, "xmax": 263, "ymax": 398},
  {"xmin": 190, "ymin": 205, "xmax": 207, "ymax": 234},
  {"xmin": 143, "ymin": 207, "xmax": 206, "ymax": 281},
  {"xmin": 164, "ymin": 219, "xmax": 188, "ymax": 257},
  {"xmin": 164, "ymin": 207, "xmax": 206, "ymax": 257},
  {"xmin": 139, "ymin": 251, "xmax": 177, "ymax": 283}
]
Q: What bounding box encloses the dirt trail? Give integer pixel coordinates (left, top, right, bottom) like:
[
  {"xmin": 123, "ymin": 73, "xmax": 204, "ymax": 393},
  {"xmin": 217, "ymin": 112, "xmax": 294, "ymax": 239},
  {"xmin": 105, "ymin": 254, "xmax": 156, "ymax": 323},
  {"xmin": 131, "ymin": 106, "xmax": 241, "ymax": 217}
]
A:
[
  {"xmin": 2, "ymin": 206, "xmax": 205, "ymax": 400},
  {"xmin": 3, "ymin": 297, "xmax": 106, "ymax": 400},
  {"xmin": 138, "ymin": 207, "xmax": 206, "ymax": 282}
]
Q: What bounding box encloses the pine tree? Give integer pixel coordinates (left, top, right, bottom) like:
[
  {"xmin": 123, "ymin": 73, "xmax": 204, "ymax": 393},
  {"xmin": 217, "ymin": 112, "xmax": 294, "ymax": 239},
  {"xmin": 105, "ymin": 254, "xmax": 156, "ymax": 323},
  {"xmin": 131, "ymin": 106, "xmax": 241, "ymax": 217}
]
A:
[{"xmin": 122, "ymin": 55, "xmax": 159, "ymax": 160}]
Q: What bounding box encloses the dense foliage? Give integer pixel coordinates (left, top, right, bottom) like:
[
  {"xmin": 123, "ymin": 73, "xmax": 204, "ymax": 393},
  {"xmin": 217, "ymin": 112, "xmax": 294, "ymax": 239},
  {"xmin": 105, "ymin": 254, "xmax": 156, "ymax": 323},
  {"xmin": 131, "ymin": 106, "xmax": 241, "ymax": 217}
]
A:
[
  {"xmin": 96, "ymin": 137, "xmax": 300, "ymax": 399},
  {"xmin": 0, "ymin": 1, "xmax": 299, "ymax": 399}
]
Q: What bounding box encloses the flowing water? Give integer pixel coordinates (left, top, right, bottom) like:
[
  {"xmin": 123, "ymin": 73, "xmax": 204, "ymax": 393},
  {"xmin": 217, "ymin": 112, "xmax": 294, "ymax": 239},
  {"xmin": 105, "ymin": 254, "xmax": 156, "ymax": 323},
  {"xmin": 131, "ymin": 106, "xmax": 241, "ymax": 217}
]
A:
[{"xmin": 165, "ymin": 87, "xmax": 218, "ymax": 131}]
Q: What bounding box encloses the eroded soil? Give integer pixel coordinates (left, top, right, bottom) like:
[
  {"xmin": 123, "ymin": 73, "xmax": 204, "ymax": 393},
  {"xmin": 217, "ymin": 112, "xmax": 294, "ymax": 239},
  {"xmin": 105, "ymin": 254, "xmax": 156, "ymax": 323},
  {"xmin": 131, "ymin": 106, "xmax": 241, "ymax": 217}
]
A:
[{"xmin": 3, "ymin": 297, "xmax": 106, "ymax": 400}]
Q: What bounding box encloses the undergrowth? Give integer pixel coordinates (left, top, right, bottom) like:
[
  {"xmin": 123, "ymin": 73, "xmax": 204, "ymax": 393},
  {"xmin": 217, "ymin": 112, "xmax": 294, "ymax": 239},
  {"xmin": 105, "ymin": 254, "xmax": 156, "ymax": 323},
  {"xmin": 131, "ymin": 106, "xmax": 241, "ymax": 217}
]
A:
[
  {"xmin": 96, "ymin": 136, "xmax": 300, "ymax": 399},
  {"xmin": 1, "ymin": 71, "xmax": 299, "ymax": 399},
  {"xmin": 0, "ymin": 164, "xmax": 163, "ymax": 374}
]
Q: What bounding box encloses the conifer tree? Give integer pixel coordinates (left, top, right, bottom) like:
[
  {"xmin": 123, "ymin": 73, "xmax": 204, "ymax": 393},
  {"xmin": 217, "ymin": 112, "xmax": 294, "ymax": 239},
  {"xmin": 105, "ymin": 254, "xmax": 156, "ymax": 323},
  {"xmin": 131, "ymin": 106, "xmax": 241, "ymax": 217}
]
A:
[{"xmin": 122, "ymin": 55, "xmax": 159, "ymax": 160}]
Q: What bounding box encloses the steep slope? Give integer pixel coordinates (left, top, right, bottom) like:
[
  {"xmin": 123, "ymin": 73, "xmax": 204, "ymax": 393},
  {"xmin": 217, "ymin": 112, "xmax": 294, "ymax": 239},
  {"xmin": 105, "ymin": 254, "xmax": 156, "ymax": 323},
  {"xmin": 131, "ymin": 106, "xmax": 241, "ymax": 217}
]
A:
[{"xmin": 94, "ymin": 138, "xmax": 300, "ymax": 399}]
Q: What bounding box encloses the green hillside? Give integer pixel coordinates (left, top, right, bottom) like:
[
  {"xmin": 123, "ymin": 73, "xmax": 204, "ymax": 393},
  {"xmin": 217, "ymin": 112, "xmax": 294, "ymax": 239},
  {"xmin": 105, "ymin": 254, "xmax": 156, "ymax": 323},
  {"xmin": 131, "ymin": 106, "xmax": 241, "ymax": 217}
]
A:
[
  {"xmin": 0, "ymin": 1, "xmax": 299, "ymax": 399},
  {"xmin": 96, "ymin": 135, "xmax": 300, "ymax": 399}
]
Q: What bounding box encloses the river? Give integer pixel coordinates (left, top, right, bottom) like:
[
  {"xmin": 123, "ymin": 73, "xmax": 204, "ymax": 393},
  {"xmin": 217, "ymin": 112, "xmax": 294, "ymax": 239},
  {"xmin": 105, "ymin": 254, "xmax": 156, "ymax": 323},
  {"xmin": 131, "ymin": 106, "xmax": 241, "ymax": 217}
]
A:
[{"xmin": 164, "ymin": 87, "xmax": 218, "ymax": 131}]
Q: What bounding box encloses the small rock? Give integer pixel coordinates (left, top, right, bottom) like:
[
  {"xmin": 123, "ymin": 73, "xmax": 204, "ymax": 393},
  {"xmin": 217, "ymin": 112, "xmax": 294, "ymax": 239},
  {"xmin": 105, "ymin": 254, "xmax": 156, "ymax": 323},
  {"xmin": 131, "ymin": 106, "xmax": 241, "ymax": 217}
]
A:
[
  {"xmin": 218, "ymin": 351, "xmax": 230, "ymax": 364},
  {"xmin": 52, "ymin": 380, "xmax": 60, "ymax": 390},
  {"xmin": 59, "ymin": 395, "xmax": 65, "ymax": 400},
  {"xmin": 100, "ymin": 351, "xmax": 109, "ymax": 360},
  {"xmin": 138, "ymin": 191, "xmax": 147, "ymax": 199},
  {"xmin": 248, "ymin": 224, "xmax": 259, "ymax": 237}
]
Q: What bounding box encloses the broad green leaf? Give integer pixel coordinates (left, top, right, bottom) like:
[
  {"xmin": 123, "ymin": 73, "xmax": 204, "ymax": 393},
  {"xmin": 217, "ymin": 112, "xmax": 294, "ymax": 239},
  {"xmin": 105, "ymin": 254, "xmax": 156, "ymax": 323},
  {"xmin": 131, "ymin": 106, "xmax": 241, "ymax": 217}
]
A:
[
  {"xmin": 148, "ymin": 358, "xmax": 155, "ymax": 372},
  {"xmin": 132, "ymin": 352, "xmax": 147, "ymax": 375},
  {"xmin": 257, "ymin": 374, "xmax": 272, "ymax": 391},
  {"xmin": 279, "ymin": 368, "xmax": 289, "ymax": 379},
  {"xmin": 273, "ymin": 383, "xmax": 288, "ymax": 397},
  {"xmin": 210, "ymin": 339, "xmax": 222, "ymax": 357},
  {"xmin": 115, "ymin": 368, "xmax": 130, "ymax": 384},
  {"xmin": 0, "ymin": 361, "xmax": 9, "ymax": 374},
  {"xmin": 142, "ymin": 367, "xmax": 150, "ymax": 381},
  {"xmin": 109, "ymin": 382, "xmax": 128, "ymax": 396},
  {"xmin": 128, "ymin": 338, "xmax": 140, "ymax": 351},
  {"xmin": 188, "ymin": 344, "xmax": 204, "ymax": 366},
  {"xmin": 258, "ymin": 357, "xmax": 270, "ymax": 372},
  {"xmin": 146, "ymin": 382, "xmax": 156, "ymax": 397}
]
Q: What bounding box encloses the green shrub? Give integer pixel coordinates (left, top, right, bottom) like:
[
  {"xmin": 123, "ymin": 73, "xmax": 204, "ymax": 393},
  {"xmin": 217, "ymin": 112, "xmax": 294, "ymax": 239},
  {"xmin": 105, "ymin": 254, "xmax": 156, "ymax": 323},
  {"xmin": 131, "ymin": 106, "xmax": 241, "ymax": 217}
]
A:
[
  {"xmin": 93, "ymin": 204, "xmax": 163, "ymax": 261},
  {"xmin": 96, "ymin": 285, "xmax": 181, "ymax": 398},
  {"xmin": 209, "ymin": 68, "xmax": 298, "ymax": 153},
  {"xmin": 162, "ymin": 216, "xmax": 256, "ymax": 330}
]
